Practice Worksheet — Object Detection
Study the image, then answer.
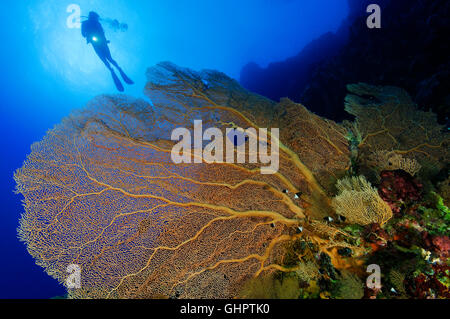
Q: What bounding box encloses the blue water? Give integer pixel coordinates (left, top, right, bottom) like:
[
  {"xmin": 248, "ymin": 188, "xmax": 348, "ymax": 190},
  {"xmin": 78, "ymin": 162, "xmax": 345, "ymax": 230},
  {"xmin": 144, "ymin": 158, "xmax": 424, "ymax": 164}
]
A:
[{"xmin": 0, "ymin": 0, "xmax": 348, "ymax": 298}]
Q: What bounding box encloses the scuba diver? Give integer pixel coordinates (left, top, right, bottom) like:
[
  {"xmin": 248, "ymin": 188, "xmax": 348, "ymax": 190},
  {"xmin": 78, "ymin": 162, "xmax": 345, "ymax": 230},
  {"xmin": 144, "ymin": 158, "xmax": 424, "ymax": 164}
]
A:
[{"xmin": 81, "ymin": 11, "xmax": 133, "ymax": 92}]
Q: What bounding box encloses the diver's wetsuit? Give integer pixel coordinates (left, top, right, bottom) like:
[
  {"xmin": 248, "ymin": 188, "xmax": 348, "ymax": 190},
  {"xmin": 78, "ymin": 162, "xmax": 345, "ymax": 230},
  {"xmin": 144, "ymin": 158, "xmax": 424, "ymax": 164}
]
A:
[
  {"xmin": 81, "ymin": 14, "xmax": 133, "ymax": 91},
  {"xmin": 82, "ymin": 20, "xmax": 114, "ymax": 69}
]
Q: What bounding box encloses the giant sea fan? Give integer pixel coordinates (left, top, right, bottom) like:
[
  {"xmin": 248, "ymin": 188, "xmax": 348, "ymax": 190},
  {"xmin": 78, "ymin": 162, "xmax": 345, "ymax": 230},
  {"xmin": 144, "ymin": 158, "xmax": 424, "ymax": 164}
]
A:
[{"xmin": 15, "ymin": 62, "xmax": 353, "ymax": 298}]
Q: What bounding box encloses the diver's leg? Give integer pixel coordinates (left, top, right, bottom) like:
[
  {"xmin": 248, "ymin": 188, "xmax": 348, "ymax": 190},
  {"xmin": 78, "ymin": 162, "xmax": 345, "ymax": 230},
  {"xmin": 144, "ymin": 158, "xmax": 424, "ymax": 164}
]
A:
[
  {"xmin": 116, "ymin": 67, "xmax": 134, "ymax": 85},
  {"xmin": 94, "ymin": 45, "xmax": 124, "ymax": 92},
  {"xmin": 104, "ymin": 45, "xmax": 134, "ymax": 85},
  {"xmin": 94, "ymin": 45, "xmax": 113, "ymax": 70},
  {"xmin": 109, "ymin": 67, "xmax": 125, "ymax": 92},
  {"xmin": 101, "ymin": 57, "xmax": 113, "ymax": 71},
  {"xmin": 102, "ymin": 45, "xmax": 119, "ymax": 68}
]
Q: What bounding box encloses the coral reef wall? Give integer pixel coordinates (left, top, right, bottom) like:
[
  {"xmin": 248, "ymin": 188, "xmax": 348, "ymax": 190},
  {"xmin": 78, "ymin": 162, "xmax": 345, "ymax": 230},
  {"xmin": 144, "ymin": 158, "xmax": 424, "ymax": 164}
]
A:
[
  {"xmin": 15, "ymin": 62, "xmax": 351, "ymax": 299},
  {"xmin": 240, "ymin": 0, "xmax": 450, "ymax": 123},
  {"xmin": 15, "ymin": 62, "xmax": 449, "ymax": 298}
]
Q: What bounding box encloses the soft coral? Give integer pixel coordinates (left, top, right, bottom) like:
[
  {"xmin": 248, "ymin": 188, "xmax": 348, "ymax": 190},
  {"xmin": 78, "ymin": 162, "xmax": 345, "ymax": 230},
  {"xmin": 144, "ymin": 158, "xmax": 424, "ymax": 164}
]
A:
[{"xmin": 378, "ymin": 169, "xmax": 423, "ymax": 215}]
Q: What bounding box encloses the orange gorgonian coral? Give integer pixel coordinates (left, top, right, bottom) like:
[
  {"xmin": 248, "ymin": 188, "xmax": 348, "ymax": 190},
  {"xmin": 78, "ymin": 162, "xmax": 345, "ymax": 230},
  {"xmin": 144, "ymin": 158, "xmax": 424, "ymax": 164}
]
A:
[
  {"xmin": 15, "ymin": 62, "xmax": 351, "ymax": 298},
  {"xmin": 332, "ymin": 176, "xmax": 393, "ymax": 226}
]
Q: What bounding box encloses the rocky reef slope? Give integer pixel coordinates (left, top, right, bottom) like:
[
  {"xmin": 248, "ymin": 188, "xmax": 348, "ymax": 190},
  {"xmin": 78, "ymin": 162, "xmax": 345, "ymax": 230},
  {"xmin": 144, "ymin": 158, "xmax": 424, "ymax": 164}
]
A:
[
  {"xmin": 15, "ymin": 63, "xmax": 449, "ymax": 298},
  {"xmin": 240, "ymin": 0, "xmax": 450, "ymax": 123}
]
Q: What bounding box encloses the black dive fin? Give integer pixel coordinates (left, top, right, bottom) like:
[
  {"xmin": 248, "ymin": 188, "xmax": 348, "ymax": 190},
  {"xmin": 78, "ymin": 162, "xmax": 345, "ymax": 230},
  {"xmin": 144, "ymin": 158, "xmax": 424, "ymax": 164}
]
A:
[
  {"xmin": 118, "ymin": 68, "xmax": 134, "ymax": 85},
  {"xmin": 111, "ymin": 70, "xmax": 124, "ymax": 92}
]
